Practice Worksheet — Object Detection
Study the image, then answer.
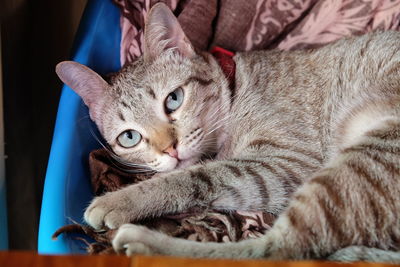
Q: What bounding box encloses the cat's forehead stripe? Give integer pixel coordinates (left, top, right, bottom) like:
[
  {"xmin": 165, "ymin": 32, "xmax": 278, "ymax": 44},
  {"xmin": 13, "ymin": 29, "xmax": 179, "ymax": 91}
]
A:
[
  {"xmin": 146, "ymin": 88, "xmax": 156, "ymax": 99},
  {"xmin": 118, "ymin": 111, "xmax": 126, "ymax": 122},
  {"xmin": 186, "ymin": 77, "xmax": 213, "ymax": 87},
  {"xmin": 121, "ymin": 101, "xmax": 131, "ymax": 109}
]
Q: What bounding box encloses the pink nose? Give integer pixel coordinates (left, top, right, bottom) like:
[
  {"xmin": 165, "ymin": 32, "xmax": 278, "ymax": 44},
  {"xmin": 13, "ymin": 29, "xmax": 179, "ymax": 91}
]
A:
[{"xmin": 163, "ymin": 145, "xmax": 179, "ymax": 159}]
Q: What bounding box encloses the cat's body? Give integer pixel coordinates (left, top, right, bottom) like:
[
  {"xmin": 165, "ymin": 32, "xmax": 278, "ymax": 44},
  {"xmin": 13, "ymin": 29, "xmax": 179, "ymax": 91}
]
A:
[{"xmin": 56, "ymin": 3, "xmax": 400, "ymax": 262}]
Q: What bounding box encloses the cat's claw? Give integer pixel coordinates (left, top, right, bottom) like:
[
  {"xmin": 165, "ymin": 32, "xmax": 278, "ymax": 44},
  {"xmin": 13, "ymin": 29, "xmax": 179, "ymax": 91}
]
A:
[
  {"xmin": 112, "ymin": 224, "xmax": 158, "ymax": 256},
  {"xmin": 84, "ymin": 193, "xmax": 130, "ymax": 230}
]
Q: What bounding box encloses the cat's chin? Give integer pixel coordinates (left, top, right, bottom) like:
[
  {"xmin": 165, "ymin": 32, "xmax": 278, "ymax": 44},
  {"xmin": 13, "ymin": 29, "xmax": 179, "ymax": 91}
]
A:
[
  {"xmin": 155, "ymin": 157, "xmax": 198, "ymax": 173},
  {"xmin": 175, "ymin": 157, "xmax": 199, "ymax": 170}
]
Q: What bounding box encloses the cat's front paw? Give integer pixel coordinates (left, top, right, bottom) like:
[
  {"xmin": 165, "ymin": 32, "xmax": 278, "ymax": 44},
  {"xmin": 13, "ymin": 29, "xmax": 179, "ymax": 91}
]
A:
[
  {"xmin": 84, "ymin": 191, "xmax": 132, "ymax": 230},
  {"xmin": 112, "ymin": 224, "xmax": 162, "ymax": 256}
]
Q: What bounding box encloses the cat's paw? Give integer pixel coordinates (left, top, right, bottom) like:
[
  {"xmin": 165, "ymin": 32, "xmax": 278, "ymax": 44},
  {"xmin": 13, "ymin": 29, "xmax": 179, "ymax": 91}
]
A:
[
  {"xmin": 112, "ymin": 224, "xmax": 161, "ymax": 256},
  {"xmin": 84, "ymin": 191, "xmax": 132, "ymax": 230}
]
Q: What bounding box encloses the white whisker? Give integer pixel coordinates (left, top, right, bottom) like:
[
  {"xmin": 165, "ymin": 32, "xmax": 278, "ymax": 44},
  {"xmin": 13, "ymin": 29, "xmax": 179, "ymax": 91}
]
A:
[{"xmin": 89, "ymin": 126, "xmax": 157, "ymax": 174}]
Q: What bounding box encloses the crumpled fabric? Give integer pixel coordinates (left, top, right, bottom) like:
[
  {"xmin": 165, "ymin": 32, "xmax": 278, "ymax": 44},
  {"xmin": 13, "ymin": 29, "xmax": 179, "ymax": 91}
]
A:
[{"xmin": 114, "ymin": 0, "xmax": 400, "ymax": 66}]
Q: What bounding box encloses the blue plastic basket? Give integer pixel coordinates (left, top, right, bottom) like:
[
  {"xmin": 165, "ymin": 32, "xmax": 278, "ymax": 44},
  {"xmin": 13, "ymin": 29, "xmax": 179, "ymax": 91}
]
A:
[{"xmin": 38, "ymin": 0, "xmax": 121, "ymax": 254}]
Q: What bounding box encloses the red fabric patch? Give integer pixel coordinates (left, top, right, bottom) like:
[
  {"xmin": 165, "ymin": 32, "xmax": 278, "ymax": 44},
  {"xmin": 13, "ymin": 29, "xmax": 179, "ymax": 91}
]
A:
[{"xmin": 210, "ymin": 46, "xmax": 235, "ymax": 93}]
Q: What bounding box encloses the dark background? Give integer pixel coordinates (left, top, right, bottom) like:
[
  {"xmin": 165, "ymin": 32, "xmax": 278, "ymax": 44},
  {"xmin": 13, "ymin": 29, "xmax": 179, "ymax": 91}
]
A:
[{"xmin": 1, "ymin": 0, "xmax": 88, "ymax": 249}]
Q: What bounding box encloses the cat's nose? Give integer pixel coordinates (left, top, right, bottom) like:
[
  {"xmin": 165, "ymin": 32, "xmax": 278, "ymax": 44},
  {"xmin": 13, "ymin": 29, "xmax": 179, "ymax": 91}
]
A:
[{"xmin": 163, "ymin": 143, "xmax": 179, "ymax": 159}]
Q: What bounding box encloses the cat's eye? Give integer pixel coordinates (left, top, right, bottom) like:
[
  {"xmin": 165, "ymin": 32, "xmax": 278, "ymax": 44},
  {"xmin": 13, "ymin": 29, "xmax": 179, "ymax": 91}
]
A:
[
  {"xmin": 117, "ymin": 130, "xmax": 141, "ymax": 148},
  {"xmin": 165, "ymin": 87, "xmax": 184, "ymax": 114}
]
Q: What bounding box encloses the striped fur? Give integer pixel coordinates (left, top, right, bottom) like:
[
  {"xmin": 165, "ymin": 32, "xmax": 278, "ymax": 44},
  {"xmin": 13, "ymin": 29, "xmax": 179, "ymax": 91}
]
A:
[{"xmin": 56, "ymin": 3, "xmax": 400, "ymax": 263}]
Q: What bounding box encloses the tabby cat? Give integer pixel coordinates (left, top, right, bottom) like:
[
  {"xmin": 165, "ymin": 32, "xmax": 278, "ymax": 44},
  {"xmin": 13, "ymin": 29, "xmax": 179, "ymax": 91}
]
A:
[{"xmin": 56, "ymin": 3, "xmax": 400, "ymax": 262}]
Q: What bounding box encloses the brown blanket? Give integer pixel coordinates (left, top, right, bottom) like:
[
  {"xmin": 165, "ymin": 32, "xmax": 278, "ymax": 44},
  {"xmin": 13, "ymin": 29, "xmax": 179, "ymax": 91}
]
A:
[
  {"xmin": 114, "ymin": 0, "xmax": 400, "ymax": 66},
  {"xmin": 53, "ymin": 149, "xmax": 276, "ymax": 254}
]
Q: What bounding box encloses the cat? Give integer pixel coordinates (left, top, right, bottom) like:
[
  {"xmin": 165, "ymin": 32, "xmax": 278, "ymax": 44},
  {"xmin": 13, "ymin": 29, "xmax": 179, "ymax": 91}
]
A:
[{"xmin": 55, "ymin": 3, "xmax": 400, "ymax": 262}]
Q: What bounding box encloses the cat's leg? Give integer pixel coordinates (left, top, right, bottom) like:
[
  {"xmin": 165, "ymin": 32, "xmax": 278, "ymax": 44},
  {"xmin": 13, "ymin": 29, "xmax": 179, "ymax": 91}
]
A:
[
  {"xmin": 112, "ymin": 117, "xmax": 400, "ymax": 260},
  {"xmin": 112, "ymin": 223, "xmax": 269, "ymax": 258},
  {"xmin": 84, "ymin": 147, "xmax": 317, "ymax": 229},
  {"xmin": 112, "ymin": 225, "xmax": 400, "ymax": 263}
]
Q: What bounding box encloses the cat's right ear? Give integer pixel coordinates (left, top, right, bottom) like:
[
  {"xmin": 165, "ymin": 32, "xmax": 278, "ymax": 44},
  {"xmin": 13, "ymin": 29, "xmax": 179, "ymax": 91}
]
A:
[
  {"xmin": 143, "ymin": 3, "xmax": 196, "ymax": 62},
  {"xmin": 55, "ymin": 61, "xmax": 108, "ymax": 122}
]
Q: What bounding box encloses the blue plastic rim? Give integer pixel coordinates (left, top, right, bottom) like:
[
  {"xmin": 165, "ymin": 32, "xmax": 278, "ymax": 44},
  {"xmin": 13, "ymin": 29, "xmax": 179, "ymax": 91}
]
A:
[{"xmin": 38, "ymin": 0, "xmax": 121, "ymax": 254}]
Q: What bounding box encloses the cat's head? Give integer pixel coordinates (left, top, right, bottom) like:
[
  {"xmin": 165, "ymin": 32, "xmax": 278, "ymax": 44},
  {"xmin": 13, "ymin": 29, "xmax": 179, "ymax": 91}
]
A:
[{"xmin": 55, "ymin": 3, "xmax": 230, "ymax": 172}]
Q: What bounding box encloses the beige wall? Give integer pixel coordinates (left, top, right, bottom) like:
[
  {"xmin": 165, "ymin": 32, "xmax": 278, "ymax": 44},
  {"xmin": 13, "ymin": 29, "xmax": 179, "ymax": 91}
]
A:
[{"xmin": 1, "ymin": 0, "xmax": 87, "ymax": 250}]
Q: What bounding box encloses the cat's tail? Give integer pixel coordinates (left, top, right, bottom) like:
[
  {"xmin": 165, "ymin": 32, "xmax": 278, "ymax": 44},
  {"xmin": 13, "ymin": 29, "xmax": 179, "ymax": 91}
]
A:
[{"xmin": 328, "ymin": 246, "xmax": 400, "ymax": 264}]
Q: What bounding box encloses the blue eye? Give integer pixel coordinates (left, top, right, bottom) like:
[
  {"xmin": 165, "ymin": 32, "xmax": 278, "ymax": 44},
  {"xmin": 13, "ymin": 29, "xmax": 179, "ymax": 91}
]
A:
[
  {"xmin": 117, "ymin": 130, "xmax": 141, "ymax": 148},
  {"xmin": 165, "ymin": 87, "xmax": 184, "ymax": 113}
]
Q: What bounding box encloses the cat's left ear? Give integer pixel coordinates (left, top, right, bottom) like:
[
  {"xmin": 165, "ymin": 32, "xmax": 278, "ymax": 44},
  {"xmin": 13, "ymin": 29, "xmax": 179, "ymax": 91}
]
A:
[
  {"xmin": 143, "ymin": 3, "xmax": 196, "ymax": 62},
  {"xmin": 55, "ymin": 61, "xmax": 108, "ymax": 123}
]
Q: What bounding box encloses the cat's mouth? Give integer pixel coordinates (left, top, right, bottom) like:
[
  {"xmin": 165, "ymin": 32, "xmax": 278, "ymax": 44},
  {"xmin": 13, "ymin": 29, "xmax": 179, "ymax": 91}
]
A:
[
  {"xmin": 175, "ymin": 157, "xmax": 198, "ymax": 170},
  {"xmin": 173, "ymin": 152, "xmax": 217, "ymax": 170},
  {"xmin": 175, "ymin": 159, "xmax": 188, "ymax": 169}
]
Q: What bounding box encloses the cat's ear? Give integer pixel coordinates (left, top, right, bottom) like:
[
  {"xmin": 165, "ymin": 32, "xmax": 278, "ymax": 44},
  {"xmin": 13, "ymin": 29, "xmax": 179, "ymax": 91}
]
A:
[
  {"xmin": 143, "ymin": 3, "xmax": 196, "ymax": 62},
  {"xmin": 55, "ymin": 61, "xmax": 108, "ymax": 122}
]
